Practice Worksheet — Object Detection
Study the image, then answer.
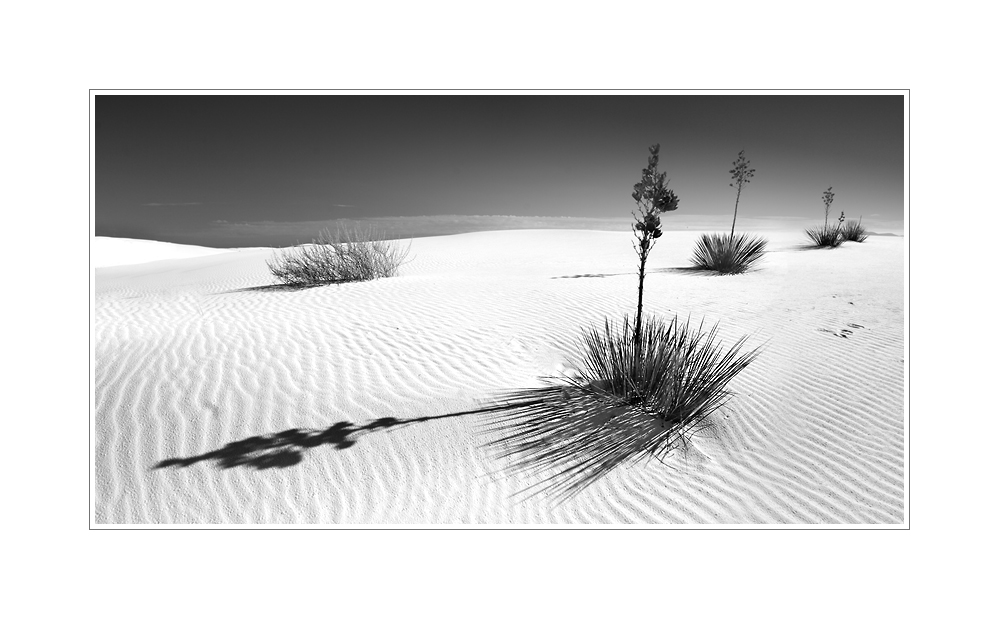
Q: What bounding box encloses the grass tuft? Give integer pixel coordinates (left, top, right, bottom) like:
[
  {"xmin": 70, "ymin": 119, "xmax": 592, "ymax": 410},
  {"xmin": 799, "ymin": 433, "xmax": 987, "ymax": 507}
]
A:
[
  {"xmin": 690, "ymin": 232, "xmax": 767, "ymax": 274},
  {"xmin": 804, "ymin": 225, "xmax": 844, "ymax": 248},
  {"xmin": 481, "ymin": 314, "xmax": 761, "ymax": 502},
  {"xmin": 267, "ymin": 226, "xmax": 411, "ymax": 287},
  {"xmin": 840, "ymin": 219, "xmax": 869, "ymax": 242}
]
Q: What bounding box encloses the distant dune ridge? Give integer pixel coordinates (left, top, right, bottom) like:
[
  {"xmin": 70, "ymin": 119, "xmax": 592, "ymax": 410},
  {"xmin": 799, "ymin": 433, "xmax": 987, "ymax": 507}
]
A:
[
  {"xmin": 94, "ymin": 237, "xmax": 233, "ymax": 268},
  {"xmin": 93, "ymin": 229, "xmax": 904, "ymax": 525},
  {"xmin": 131, "ymin": 214, "xmax": 904, "ymax": 248}
]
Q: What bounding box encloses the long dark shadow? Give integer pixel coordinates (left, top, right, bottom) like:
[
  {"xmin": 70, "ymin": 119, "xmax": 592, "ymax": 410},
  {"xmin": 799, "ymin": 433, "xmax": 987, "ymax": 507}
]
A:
[
  {"xmin": 156, "ymin": 384, "xmax": 713, "ymax": 506},
  {"xmin": 154, "ymin": 408, "xmax": 486, "ymax": 471},
  {"xmin": 216, "ymin": 283, "xmax": 319, "ymax": 294},
  {"xmin": 551, "ymin": 272, "xmax": 631, "ymax": 279},
  {"xmin": 656, "ymin": 266, "xmax": 722, "ymax": 277},
  {"xmin": 786, "ymin": 243, "xmax": 838, "ymax": 252}
]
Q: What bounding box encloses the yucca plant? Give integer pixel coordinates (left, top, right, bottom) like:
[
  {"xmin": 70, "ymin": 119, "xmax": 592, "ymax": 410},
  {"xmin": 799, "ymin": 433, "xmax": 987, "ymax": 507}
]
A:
[
  {"xmin": 629, "ymin": 143, "xmax": 679, "ymax": 347},
  {"xmin": 691, "ymin": 232, "xmax": 768, "ymax": 274},
  {"xmin": 481, "ymin": 314, "xmax": 761, "ymax": 502},
  {"xmin": 804, "ymin": 225, "xmax": 843, "ymax": 247},
  {"xmin": 822, "ymin": 187, "xmax": 835, "ymax": 227},
  {"xmin": 728, "ymin": 149, "xmax": 755, "ymax": 239},
  {"xmin": 805, "ymin": 189, "xmax": 845, "ymax": 248},
  {"xmin": 691, "ymin": 150, "xmax": 767, "ymax": 273},
  {"xmin": 480, "ymin": 144, "xmax": 761, "ymax": 502},
  {"xmin": 841, "ymin": 217, "xmax": 869, "ymax": 242}
]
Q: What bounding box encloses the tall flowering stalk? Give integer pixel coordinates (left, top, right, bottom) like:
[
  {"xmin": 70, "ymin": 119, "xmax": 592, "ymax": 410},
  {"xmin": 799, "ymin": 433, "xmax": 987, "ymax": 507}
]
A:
[
  {"xmin": 630, "ymin": 144, "xmax": 679, "ymax": 350},
  {"xmin": 728, "ymin": 150, "xmax": 755, "ymax": 240},
  {"xmin": 822, "ymin": 187, "xmax": 835, "ymax": 228}
]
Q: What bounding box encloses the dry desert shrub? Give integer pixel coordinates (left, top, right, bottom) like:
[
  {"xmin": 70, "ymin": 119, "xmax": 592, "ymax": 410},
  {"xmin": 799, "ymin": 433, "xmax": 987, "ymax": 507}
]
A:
[{"xmin": 267, "ymin": 226, "xmax": 411, "ymax": 287}]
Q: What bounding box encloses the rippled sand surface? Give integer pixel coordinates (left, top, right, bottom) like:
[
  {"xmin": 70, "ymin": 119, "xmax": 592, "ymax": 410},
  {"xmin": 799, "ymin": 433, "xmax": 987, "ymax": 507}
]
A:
[{"xmin": 93, "ymin": 230, "xmax": 905, "ymax": 525}]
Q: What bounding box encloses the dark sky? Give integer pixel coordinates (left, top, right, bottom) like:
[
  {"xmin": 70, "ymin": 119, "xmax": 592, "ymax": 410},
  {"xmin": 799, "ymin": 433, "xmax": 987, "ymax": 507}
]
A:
[{"xmin": 96, "ymin": 94, "xmax": 904, "ymax": 246}]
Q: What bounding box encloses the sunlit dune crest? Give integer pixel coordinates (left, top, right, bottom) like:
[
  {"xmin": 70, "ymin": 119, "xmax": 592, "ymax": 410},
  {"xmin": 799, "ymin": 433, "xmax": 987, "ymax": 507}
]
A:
[{"xmin": 94, "ymin": 237, "xmax": 232, "ymax": 268}]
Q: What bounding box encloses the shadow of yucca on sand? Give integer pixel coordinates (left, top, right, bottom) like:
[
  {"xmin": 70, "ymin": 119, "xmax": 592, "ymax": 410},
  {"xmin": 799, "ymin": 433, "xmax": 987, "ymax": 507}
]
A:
[
  {"xmin": 154, "ymin": 410, "xmax": 481, "ymax": 471},
  {"xmin": 153, "ymin": 322, "xmax": 759, "ymax": 505},
  {"xmin": 478, "ymin": 314, "xmax": 762, "ymax": 504}
]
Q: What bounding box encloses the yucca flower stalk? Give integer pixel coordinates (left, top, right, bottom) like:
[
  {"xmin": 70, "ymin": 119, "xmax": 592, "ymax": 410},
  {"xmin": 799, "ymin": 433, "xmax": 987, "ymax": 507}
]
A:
[
  {"xmin": 630, "ymin": 144, "xmax": 679, "ymax": 352},
  {"xmin": 728, "ymin": 150, "xmax": 755, "ymax": 241},
  {"xmin": 822, "ymin": 187, "xmax": 835, "ymax": 228}
]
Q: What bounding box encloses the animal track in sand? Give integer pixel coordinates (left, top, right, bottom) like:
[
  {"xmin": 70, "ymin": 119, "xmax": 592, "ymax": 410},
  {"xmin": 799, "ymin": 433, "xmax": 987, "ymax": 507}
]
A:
[{"xmin": 819, "ymin": 323, "xmax": 865, "ymax": 339}]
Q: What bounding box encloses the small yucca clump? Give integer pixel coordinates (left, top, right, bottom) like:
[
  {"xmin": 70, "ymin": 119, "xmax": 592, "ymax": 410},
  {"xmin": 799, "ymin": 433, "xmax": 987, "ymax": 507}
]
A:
[
  {"xmin": 691, "ymin": 232, "xmax": 767, "ymax": 274},
  {"xmin": 805, "ymin": 189, "xmax": 845, "ymax": 248},
  {"xmin": 692, "ymin": 150, "xmax": 767, "ymax": 274},
  {"xmin": 267, "ymin": 225, "xmax": 410, "ymax": 287},
  {"xmin": 571, "ymin": 315, "xmax": 760, "ymax": 431},
  {"xmin": 841, "ymin": 219, "xmax": 869, "ymax": 242},
  {"xmin": 482, "ymin": 314, "xmax": 760, "ymax": 502},
  {"xmin": 804, "ymin": 225, "xmax": 844, "ymax": 248}
]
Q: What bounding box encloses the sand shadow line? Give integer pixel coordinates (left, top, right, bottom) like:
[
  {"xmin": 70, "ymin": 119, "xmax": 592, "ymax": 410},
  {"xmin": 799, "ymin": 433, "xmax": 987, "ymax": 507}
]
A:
[
  {"xmin": 154, "ymin": 408, "xmax": 487, "ymax": 471},
  {"xmin": 551, "ymin": 272, "xmax": 630, "ymax": 279},
  {"xmin": 656, "ymin": 266, "xmax": 722, "ymax": 277},
  {"xmin": 215, "ymin": 283, "xmax": 321, "ymax": 294},
  {"xmin": 785, "ymin": 243, "xmax": 837, "ymax": 252}
]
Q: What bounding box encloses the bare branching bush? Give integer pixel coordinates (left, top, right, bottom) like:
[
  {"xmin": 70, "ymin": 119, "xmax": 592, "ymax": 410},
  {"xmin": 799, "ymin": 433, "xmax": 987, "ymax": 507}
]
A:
[{"xmin": 267, "ymin": 226, "xmax": 411, "ymax": 287}]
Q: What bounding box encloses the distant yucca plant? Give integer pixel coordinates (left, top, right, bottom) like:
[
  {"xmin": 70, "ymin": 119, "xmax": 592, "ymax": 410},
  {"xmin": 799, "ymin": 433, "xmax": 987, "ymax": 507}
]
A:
[
  {"xmin": 482, "ymin": 314, "xmax": 761, "ymax": 501},
  {"xmin": 691, "ymin": 232, "xmax": 767, "ymax": 274},
  {"xmin": 805, "ymin": 189, "xmax": 845, "ymax": 248},
  {"xmin": 841, "ymin": 218, "xmax": 869, "ymax": 242},
  {"xmin": 804, "ymin": 225, "xmax": 844, "ymax": 248},
  {"xmin": 728, "ymin": 149, "xmax": 755, "ymax": 238},
  {"xmin": 822, "ymin": 187, "xmax": 835, "ymax": 227},
  {"xmin": 691, "ymin": 150, "xmax": 767, "ymax": 274}
]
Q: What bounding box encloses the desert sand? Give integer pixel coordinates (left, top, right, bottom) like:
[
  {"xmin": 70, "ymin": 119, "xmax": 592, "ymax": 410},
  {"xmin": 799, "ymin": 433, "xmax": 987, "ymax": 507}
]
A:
[{"xmin": 93, "ymin": 229, "xmax": 905, "ymax": 525}]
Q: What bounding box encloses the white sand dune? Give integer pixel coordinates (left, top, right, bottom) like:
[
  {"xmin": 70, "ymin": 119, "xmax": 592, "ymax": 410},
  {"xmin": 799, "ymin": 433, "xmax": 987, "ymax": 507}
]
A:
[
  {"xmin": 93, "ymin": 229, "xmax": 905, "ymax": 525},
  {"xmin": 93, "ymin": 236, "xmax": 234, "ymax": 268}
]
